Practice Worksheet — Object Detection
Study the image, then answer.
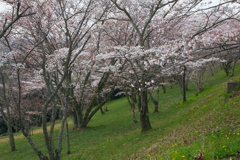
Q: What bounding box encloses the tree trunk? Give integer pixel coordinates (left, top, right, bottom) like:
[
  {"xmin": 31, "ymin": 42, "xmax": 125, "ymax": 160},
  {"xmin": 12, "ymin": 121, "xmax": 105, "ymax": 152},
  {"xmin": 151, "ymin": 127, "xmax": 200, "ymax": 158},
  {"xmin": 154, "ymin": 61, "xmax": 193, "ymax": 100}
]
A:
[
  {"xmin": 72, "ymin": 103, "xmax": 83, "ymax": 129},
  {"xmin": 161, "ymin": 84, "xmax": 166, "ymax": 93},
  {"xmin": 22, "ymin": 130, "xmax": 49, "ymax": 160},
  {"xmin": 66, "ymin": 120, "xmax": 70, "ymax": 154},
  {"xmin": 182, "ymin": 65, "xmax": 187, "ymax": 102},
  {"xmin": 7, "ymin": 123, "xmax": 16, "ymax": 151},
  {"xmin": 1, "ymin": 71, "xmax": 16, "ymax": 151},
  {"xmin": 150, "ymin": 88, "xmax": 160, "ymax": 113},
  {"xmin": 42, "ymin": 103, "xmax": 55, "ymax": 160},
  {"xmin": 126, "ymin": 93, "xmax": 138, "ymax": 123},
  {"xmin": 6, "ymin": 107, "xmax": 16, "ymax": 151},
  {"xmin": 54, "ymin": 110, "xmax": 67, "ymax": 160},
  {"xmin": 29, "ymin": 137, "xmax": 49, "ymax": 160},
  {"xmin": 100, "ymin": 108, "xmax": 105, "ymax": 114},
  {"xmin": 80, "ymin": 79, "xmax": 118, "ymax": 128},
  {"xmin": 71, "ymin": 110, "xmax": 78, "ymax": 129},
  {"xmin": 222, "ymin": 62, "xmax": 231, "ymax": 76},
  {"xmin": 230, "ymin": 59, "xmax": 239, "ymax": 77},
  {"xmin": 131, "ymin": 104, "xmax": 138, "ymax": 123},
  {"xmin": 37, "ymin": 115, "xmax": 42, "ymax": 127},
  {"xmin": 138, "ymin": 90, "xmax": 152, "ymax": 132}
]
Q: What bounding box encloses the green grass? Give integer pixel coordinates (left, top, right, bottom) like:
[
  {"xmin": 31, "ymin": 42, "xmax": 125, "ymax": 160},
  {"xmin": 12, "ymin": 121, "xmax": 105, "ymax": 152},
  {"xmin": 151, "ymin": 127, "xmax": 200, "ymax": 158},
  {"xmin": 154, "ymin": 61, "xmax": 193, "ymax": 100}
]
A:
[{"xmin": 0, "ymin": 65, "xmax": 240, "ymax": 160}]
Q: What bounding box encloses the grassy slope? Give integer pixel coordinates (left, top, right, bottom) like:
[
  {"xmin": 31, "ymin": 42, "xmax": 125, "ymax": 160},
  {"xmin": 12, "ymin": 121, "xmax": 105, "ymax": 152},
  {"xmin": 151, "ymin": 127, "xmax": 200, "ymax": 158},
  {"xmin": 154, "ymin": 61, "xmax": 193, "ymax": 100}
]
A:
[{"xmin": 0, "ymin": 65, "xmax": 240, "ymax": 160}]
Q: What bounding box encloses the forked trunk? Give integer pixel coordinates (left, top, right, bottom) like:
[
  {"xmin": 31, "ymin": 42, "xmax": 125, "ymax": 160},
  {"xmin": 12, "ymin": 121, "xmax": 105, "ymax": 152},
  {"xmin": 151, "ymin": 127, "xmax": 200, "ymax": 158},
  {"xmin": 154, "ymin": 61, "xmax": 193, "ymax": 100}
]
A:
[{"xmin": 72, "ymin": 103, "xmax": 83, "ymax": 129}]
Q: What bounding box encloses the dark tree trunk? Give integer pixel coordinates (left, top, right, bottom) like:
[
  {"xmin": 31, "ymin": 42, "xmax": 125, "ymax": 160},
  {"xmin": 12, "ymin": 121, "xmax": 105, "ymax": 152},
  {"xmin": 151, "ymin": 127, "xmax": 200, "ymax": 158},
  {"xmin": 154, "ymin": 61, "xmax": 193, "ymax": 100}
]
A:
[
  {"xmin": 150, "ymin": 88, "xmax": 160, "ymax": 113},
  {"xmin": 73, "ymin": 79, "xmax": 117, "ymax": 129},
  {"xmin": 126, "ymin": 92, "xmax": 138, "ymax": 123},
  {"xmin": 54, "ymin": 110, "xmax": 67, "ymax": 160},
  {"xmin": 71, "ymin": 110, "xmax": 78, "ymax": 129},
  {"xmin": 66, "ymin": 121, "xmax": 70, "ymax": 154},
  {"xmin": 6, "ymin": 106, "xmax": 16, "ymax": 151},
  {"xmin": 22, "ymin": 130, "xmax": 49, "ymax": 160},
  {"xmin": 42, "ymin": 105, "xmax": 54, "ymax": 160},
  {"xmin": 131, "ymin": 104, "xmax": 138, "ymax": 123},
  {"xmin": 100, "ymin": 108, "xmax": 105, "ymax": 114},
  {"xmin": 222, "ymin": 62, "xmax": 231, "ymax": 76},
  {"xmin": 230, "ymin": 59, "xmax": 239, "ymax": 77},
  {"xmin": 81, "ymin": 94, "xmax": 98, "ymax": 128},
  {"xmin": 161, "ymin": 84, "xmax": 166, "ymax": 93},
  {"xmin": 0, "ymin": 71, "xmax": 16, "ymax": 151},
  {"xmin": 138, "ymin": 90, "xmax": 152, "ymax": 132},
  {"xmin": 7, "ymin": 123, "xmax": 16, "ymax": 151},
  {"xmin": 37, "ymin": 115, "xmax": 42, "ymax": 127},
  {"xmin": 72, "ymin": 103, "xmax": 83, "ymax": 129},
  {"xmin": 182, "ymin": 65, "xmax": 187, "ymax": 102}
]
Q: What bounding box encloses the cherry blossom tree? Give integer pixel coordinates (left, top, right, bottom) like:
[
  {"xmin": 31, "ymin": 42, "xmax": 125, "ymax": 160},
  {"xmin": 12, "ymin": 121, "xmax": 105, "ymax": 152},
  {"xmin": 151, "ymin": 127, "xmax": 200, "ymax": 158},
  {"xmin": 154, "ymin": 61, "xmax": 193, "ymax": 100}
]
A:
[
  {"xmin": 1, "ymin": 0, "xmax": 110, "ymax": 159},
  {"xmin": 0, "ymin": 65, "xmax": 18, "ymax": 152},
  {"xmin": 0, "ymin": 1, "xmax": 35, "ymax": 152},
  {"xmin": 107, "ymin": 0, "xmax": 240, "ymax": 131},
  {"xmin": 186, "ymin": 57, "xmax": 221, "ymax": 95},
  {"xmin": 157, "ymin": 0, "xmax": 240, "ymax": 99},
  {"xmin": 108, "ymin": 0, "xmax": 181, "ymax": 132},
  {"xmin": 0, "ymin": 1, "xmax": 239, "ymax": 159},
  {"xmin": 181, "ymin": 1, "xmax": 240, "ymax": 60},
  {"xmin": 0, "ymin": 1, "xmax": 34, "ymax": 39}
]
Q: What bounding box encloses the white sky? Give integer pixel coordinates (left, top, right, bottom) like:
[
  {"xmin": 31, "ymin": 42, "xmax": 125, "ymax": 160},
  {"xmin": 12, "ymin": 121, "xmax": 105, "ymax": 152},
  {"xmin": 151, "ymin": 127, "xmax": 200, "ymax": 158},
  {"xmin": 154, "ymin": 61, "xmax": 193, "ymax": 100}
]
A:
[
  {"xmin": 206, "ymin": 0, "xmax": 221, "ymax": 6},
  {"xmin": 0, "ymin": 1, "xmax": 11, "ymax": 13},
  {"xmin": 0, "ymin": 0, "xmax": 229, "ymax": 13}
]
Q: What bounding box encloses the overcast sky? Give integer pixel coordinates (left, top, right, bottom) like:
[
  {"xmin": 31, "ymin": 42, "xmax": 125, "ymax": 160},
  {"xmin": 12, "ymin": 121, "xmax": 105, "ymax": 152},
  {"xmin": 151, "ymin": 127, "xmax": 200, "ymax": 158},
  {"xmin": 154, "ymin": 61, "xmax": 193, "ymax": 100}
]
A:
[
  {"xmin": 0, "ymin": 0, "xmax": 231, "ymax": 14},
  {"xmin": 0, "ymin": 1, "xmax": 10, "ymax": 13},
  {"xmin": 0, "ymin": 2, "xmax": 6, "ymax": 12}
]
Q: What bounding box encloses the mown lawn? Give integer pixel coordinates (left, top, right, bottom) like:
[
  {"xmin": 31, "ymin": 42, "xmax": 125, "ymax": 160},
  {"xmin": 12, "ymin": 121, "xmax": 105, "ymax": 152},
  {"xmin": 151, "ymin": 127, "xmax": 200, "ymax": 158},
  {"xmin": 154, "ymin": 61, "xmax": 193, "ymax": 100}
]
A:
[{"xmin": 0, "ymin": 65, "xmax": 240, "ymax": 160}]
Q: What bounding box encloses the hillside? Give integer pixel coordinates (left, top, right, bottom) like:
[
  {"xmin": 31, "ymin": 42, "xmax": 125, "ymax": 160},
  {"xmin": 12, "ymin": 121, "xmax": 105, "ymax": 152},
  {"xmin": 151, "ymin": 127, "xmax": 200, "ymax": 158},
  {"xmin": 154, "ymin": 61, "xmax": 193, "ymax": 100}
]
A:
[{"xmin": 0, "ymin": 66, "xmax": 240, "ymax": 160}]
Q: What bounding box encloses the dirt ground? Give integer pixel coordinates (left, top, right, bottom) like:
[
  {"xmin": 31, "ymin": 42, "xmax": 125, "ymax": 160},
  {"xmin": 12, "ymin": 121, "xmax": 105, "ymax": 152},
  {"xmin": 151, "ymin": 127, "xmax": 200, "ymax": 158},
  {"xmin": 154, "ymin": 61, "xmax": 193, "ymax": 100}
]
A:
[{"xmin": 0, "ymin": 121, "xmax": 72, "ymax": 143}]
